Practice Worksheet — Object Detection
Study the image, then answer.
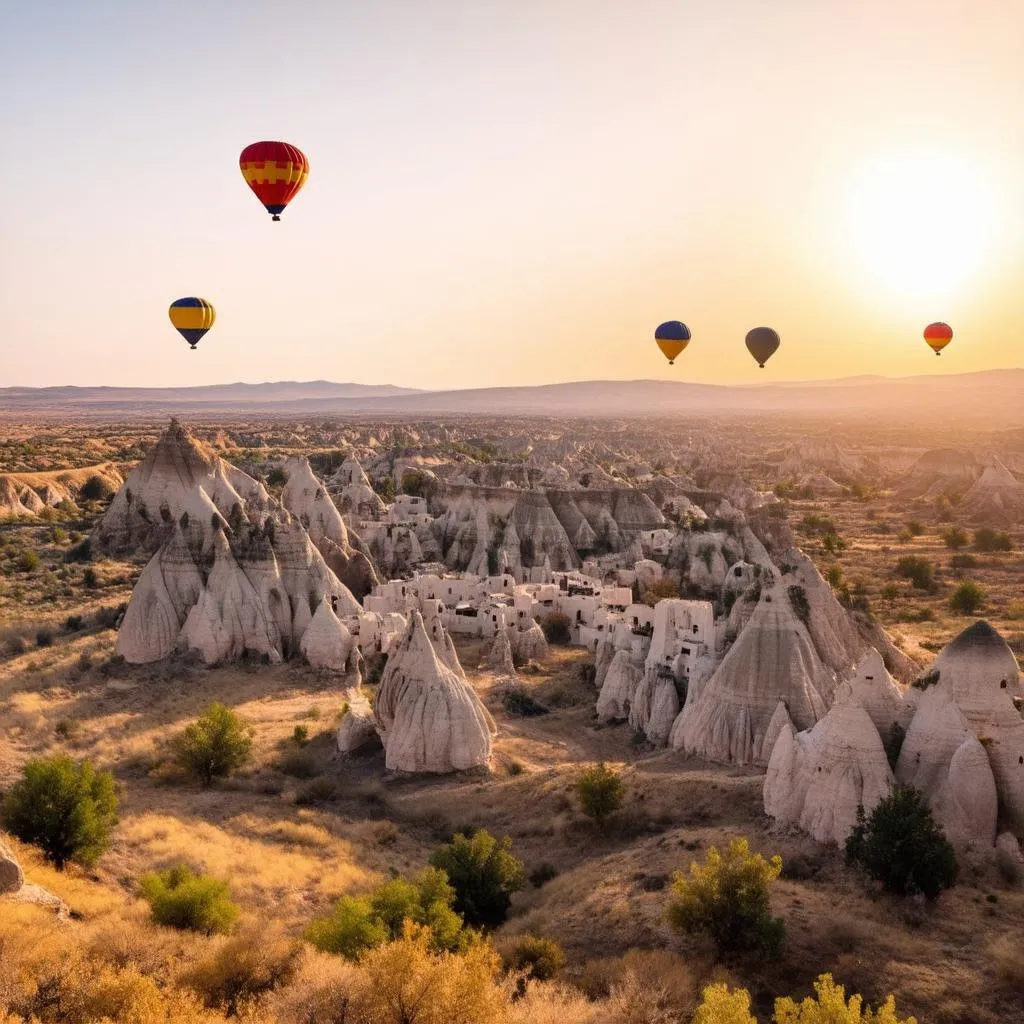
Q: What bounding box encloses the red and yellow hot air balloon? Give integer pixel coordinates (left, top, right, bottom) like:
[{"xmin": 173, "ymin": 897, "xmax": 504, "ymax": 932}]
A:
[
  {"xmin": 239, "ymin": 141, "xmax": 309, "ymax": 221},
  {"xmin": 923, "ymin": 322, "xmax": 953, "ymax": 356}
]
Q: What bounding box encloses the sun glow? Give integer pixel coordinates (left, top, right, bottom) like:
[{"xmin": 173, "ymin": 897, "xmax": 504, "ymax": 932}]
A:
[{"xmin": 843, "ymin": 150, "xmax": 998, "ymax": 303}]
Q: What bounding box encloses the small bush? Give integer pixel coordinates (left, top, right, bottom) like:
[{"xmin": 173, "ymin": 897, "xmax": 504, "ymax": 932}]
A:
[
  {"xmin": 846, "ymin": 785, "xmax": 957, "ymax": 900},
  {"xmin": 506, "ymin": 936, "xmax": 566, "ymax": 981},
  {"xmin": 35, "ymin": 629, "xmax": 54, "ymax": 648},
  {"xmin": 83, "ymin": 567, "xmax": 100, "ymax": 589},
  {"xmin": 774, "ymin": 972, "xmax": 917, "ymax": 1023},
  {"xmin": 540, "ymin": 612, "xmax": 572, "ymax": 645},
  {"xmin": 824, "ymin": 564, "xmax": 843, "ymax": 588},
  {"xmin": 265, "ymin": 466, "xmax": 288, "ymax": 488},
  {"xmin": 644, "ymin": 577, "xmax": 681, "ymax": 604},
  {"xmin": 16, "ymin": 550, "xmax": 39, "ymax": 573},
  {"xmin": 171, "ymin": 703, "xmax": 253, "ymax": 786},
  {"xmin": 787, "ymin": 585, "xmax": 810, "ymax": 627},
  {"xmin": 974, "ymin": 527, "xmax": 1013, "ymax": 552},
  {"xmin": 4, "ymin": 633, "xmax": 27, "ymax": 656},
  {"xmin": 306, "ymin": 867, "xmax": 469, "ymax": 959},
  {"xmin": 64, "ymin": 614, "xmax": 84, "ymax": 632},
  {"xmin": 949, "ymin": 580, "xmax": 985, "ymax": 615},
  {"xmin": 65, "ymin": 538, "xmax": 92, "ymax": 562},
  {"xmin": 140, "ymin": 865, "xmax": 239, "ymax": 934},
  {"xmin": 905, "ymin": 520, "xmax": 924, "ymax": 537},
  {"xmin": 576, "ymin": 762, "xmax": 624, "ymax": 827},
  {"xmin": 895, "ymin": 555, "xmax": 936, "ymax": 591},
  {"xmin": 941, "ymin": 526, "xmax": 969, "ymax": 550},
  {"xmin": 429, "ymin": 829, "xmax": 526, "ymax": 930},
  {"xmin": 292, "ymin": 725, "xmax": 309, "ymax": 746},
  {"xmin": 667, "ymin": 837, "xmax": 785, "ymax": 956},
  {"xmin": 950, "ymin": 553, "xmax": 978, "ymax": 570},
  {"xmin": 1, "ymin": 755, "xmax": 118, "ymax": 868},
  {"xmin": 80, "ymin": 474, "xmax": 115, "ymax": 501}
]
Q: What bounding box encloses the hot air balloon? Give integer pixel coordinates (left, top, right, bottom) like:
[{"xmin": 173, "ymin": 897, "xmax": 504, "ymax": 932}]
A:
[
  {"xmin": 239, "ymin": 141, "xmax": 309, "ymax": 221},
  {"xmin": 745, "ymin": 327, "xmax": 780, "ymax": 368},
  {"xmin": 655, "ymin": 321, "xmax": 691, "ymax": 365},
  {"xmin": 923, "ymin": 322, "xmax": 953, "ymax": 356},
  {"xmin": 169, "ymin": 298, "xmax": 215, "ymax": 350}
]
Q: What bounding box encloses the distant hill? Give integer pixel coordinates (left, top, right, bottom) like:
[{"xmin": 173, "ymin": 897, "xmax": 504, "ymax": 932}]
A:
[{"xmin": 2, "ymin": 371, "xmax": 1023, "ymax": 422}]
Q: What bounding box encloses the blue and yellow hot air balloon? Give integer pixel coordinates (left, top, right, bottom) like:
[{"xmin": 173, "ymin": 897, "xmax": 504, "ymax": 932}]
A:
[
  {"xmin": 655, "ymin": 321, "xmax": 691, "ymax": 365},
  {"xmin": 168, "ymin": 298, "xmax": 215, "ymax": 350}
]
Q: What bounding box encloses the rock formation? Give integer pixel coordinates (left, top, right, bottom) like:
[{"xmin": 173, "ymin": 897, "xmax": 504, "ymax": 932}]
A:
[
  {"xmin": 300, "ymin": 600, "xmax": 355, "ymax": 671},
  {"xmin": 281, "ymin": 456, "xmax": 379, "ymax": 598},
  {"xmin": 958, "ymin": 457, "xmax": 1024, "ymax": 526},
  {"xmin": 764, "ymin": 695, "xmax": 894, "ymax": 846},
  {"xmin": 336, "ymin": 689, "xmax": 381, "ymax": 754},
  {"xmin": 0, "ymin": 836, "xmax": 24, "ymax": 894},
  {"xmin": 897, "ymin": 622, "xmax": 1024, "ymax": 841},
  {"xmin": 670, "ymin": 583, "xmax": 835, "ymax": 765},
  {"xmin": 596, "ymin": 649, "xmax": 644, "ymax": 722},
  {"xmin": 373, "ymin": 610, "xmax": 496, "ymax": 773}
]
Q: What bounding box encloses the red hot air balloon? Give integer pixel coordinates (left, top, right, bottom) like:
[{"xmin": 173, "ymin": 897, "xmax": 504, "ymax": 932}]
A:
[
  {"xmin": 239, "ymin": 141, "xmax": 309, "ymax": 221},
  {"xmin": 923, "ymin": 322, "xmax": 953, "ymax": 356}
]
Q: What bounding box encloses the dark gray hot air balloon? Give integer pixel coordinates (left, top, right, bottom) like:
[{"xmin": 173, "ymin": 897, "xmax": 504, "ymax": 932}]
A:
[{"xmin": 745, "ymin": 327, "xmax": 780, "ymax": 368}]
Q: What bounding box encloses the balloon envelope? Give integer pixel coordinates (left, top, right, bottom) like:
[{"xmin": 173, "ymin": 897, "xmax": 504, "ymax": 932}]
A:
[
  {"xmin": 169, "ymin": 297, "xmax": 215, "ymax": 349},
  {"xmin": 923, "ymin": 321, "xmax": 953, "ymax": 355},
  {"xmin": 239, "ymin": 141, "xmax": 309, "ymax": 221},
  {"xmin": 655, "ymin": 321, "xmax": 691, "ymax": 364},
  {"xmin": 745, "ymin": 327, "xmax": 780, "ymax": 368}
]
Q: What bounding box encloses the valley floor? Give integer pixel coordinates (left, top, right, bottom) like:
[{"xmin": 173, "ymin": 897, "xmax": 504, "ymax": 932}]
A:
[{"xmin": 2, "ymin": 632, "xmax": 1022, "ymax": 1023}]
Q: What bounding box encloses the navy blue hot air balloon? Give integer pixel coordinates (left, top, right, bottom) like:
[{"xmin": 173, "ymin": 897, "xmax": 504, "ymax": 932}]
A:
[{"xmin": 655, "ymin": 321, "xmax": 691, "ymax": 365}]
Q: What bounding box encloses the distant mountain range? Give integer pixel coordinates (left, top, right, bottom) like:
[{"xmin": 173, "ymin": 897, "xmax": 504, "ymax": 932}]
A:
[{"xmin": 2, "ymin": 370, "xmax": 1022, "ymax": 422}]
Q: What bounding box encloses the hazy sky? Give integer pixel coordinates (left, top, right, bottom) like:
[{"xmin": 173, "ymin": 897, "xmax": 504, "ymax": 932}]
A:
[{"xmin": 2, "ymin": 0, "xmax": 1022, "ymax": 390}]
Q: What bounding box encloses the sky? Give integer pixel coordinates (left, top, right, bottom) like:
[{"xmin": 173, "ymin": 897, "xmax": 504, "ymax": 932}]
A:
[{"xmin": 1, "ymin": 0, "xmax": 1022, "ymax": 390}]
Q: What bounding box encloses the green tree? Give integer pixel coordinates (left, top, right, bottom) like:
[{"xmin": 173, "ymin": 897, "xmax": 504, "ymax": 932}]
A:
[
  {"xmin": 429, "ymin": 829, "xmax": 526, "ymax": 930},
  {"xmin": 171, "ymin": 703, "xmax": 253, "ymax": 786},
  {"xmin": 1, "ymin": 756, "xmax": 118, "ymax": 869},
  {"xmin": 949, "ymin": 580, "xmax": 985, "ymax": 615},
  {"xmin": 667, "ymin": 837, "xmax": 785, "ymax": 956},
  {"xmin": 140, "ymin": 865, "xmax": 239, "ymax": 934},
  {"xmin": 846, "ymin": 786, "xmax": 957, "ymax": 900},
  {"xmin": 576, "ymin": 762, "xmax": 624, "ymax": 826}
]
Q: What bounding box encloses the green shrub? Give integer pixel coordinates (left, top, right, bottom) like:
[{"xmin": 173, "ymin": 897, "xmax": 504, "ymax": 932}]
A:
[
  {"xmin": 265, "ymin": 467, "xmax": 288, "ymax": 488},
  {"xmin": 80, "ymin": 474, "xmax": 115, "ymax": 502},
  {"xmin": 1, "ymin": 755, "xmax": 118, "ymax": 868},
  {"xmin": 35, "ymin": 629, "xmax": 53, "ymax": 648},
  {"xmin": 305, "ymin": 867, "xmax": 468, "ymax": 959},
  {"xmin": 974, "ymin": 528, "xmax": 1013, "ymax": 552},
  {"xmin": 576, "ymin": 762, "xmax": 624, "ymax": 827},
  {"xmin": 65, "ymin": 538, "xmax": 92, "ymax": 563},
  {"xmin": 949, "ymin": 580, "xmax": 985, "ymax": 615},
  {"xmin": 824, "ymin": 564, "xmax": 843, "ymax": 588},
  {"xmin": 894, "ymin": 555, "xmax": 936, "ymax": 591},
  {"xmin": 292, "ymin": 725, "xmax": 309, "ymax": 746},
  {"xmin": 505, "ymin": 935, "xmax": 566, "ymax": 981},
  {"xmin": 846, "ymin": 785, "xmax": 957, "ymax": 900},
  {"xmin": 821, "ymin": 531, "xmax": 846, "ymax": 556},
  {"xmin": 172, "ymin": 703, "xmax": 253, "ymax": 786},
  {"xmin": 16, "ymin": 550, "xmax": 39, "ymax": 573},
  {"xmin": 905, "ymin": 520, "xmax": 924, "ymax": 537},
  {"xmin": 950, "ymin": 553, "xmax": 978, "ymax": 570},
  {"xmin": 941, "ymin": 526, "xmax": 969, "ymax": 550},
  {"xmin": 540, "ymin": 611, "xmax": 572, "ymax": 645},
  {"xmin": 787, "ymin": 586, "xmax": 810, "ymax": 627},
  {"xmin": 83, "ymin": 567, "xmax": 99, "ymax": 589},
  {"xmin": 429, "ymin": 829, "xmax": 526, "ymax": 930},
  {"xmin": 667, "ymin": 837, "xmax": 785, "ymax": 956},
  {"xmin": 140, "ymin": 865, "xmax": 239, "ymax": 934}
]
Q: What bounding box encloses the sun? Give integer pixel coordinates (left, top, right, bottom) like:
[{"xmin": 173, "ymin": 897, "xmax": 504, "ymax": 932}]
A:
[{"xmin": 843, "ymin": 149, "xmax": 998, "ymax": 303}]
